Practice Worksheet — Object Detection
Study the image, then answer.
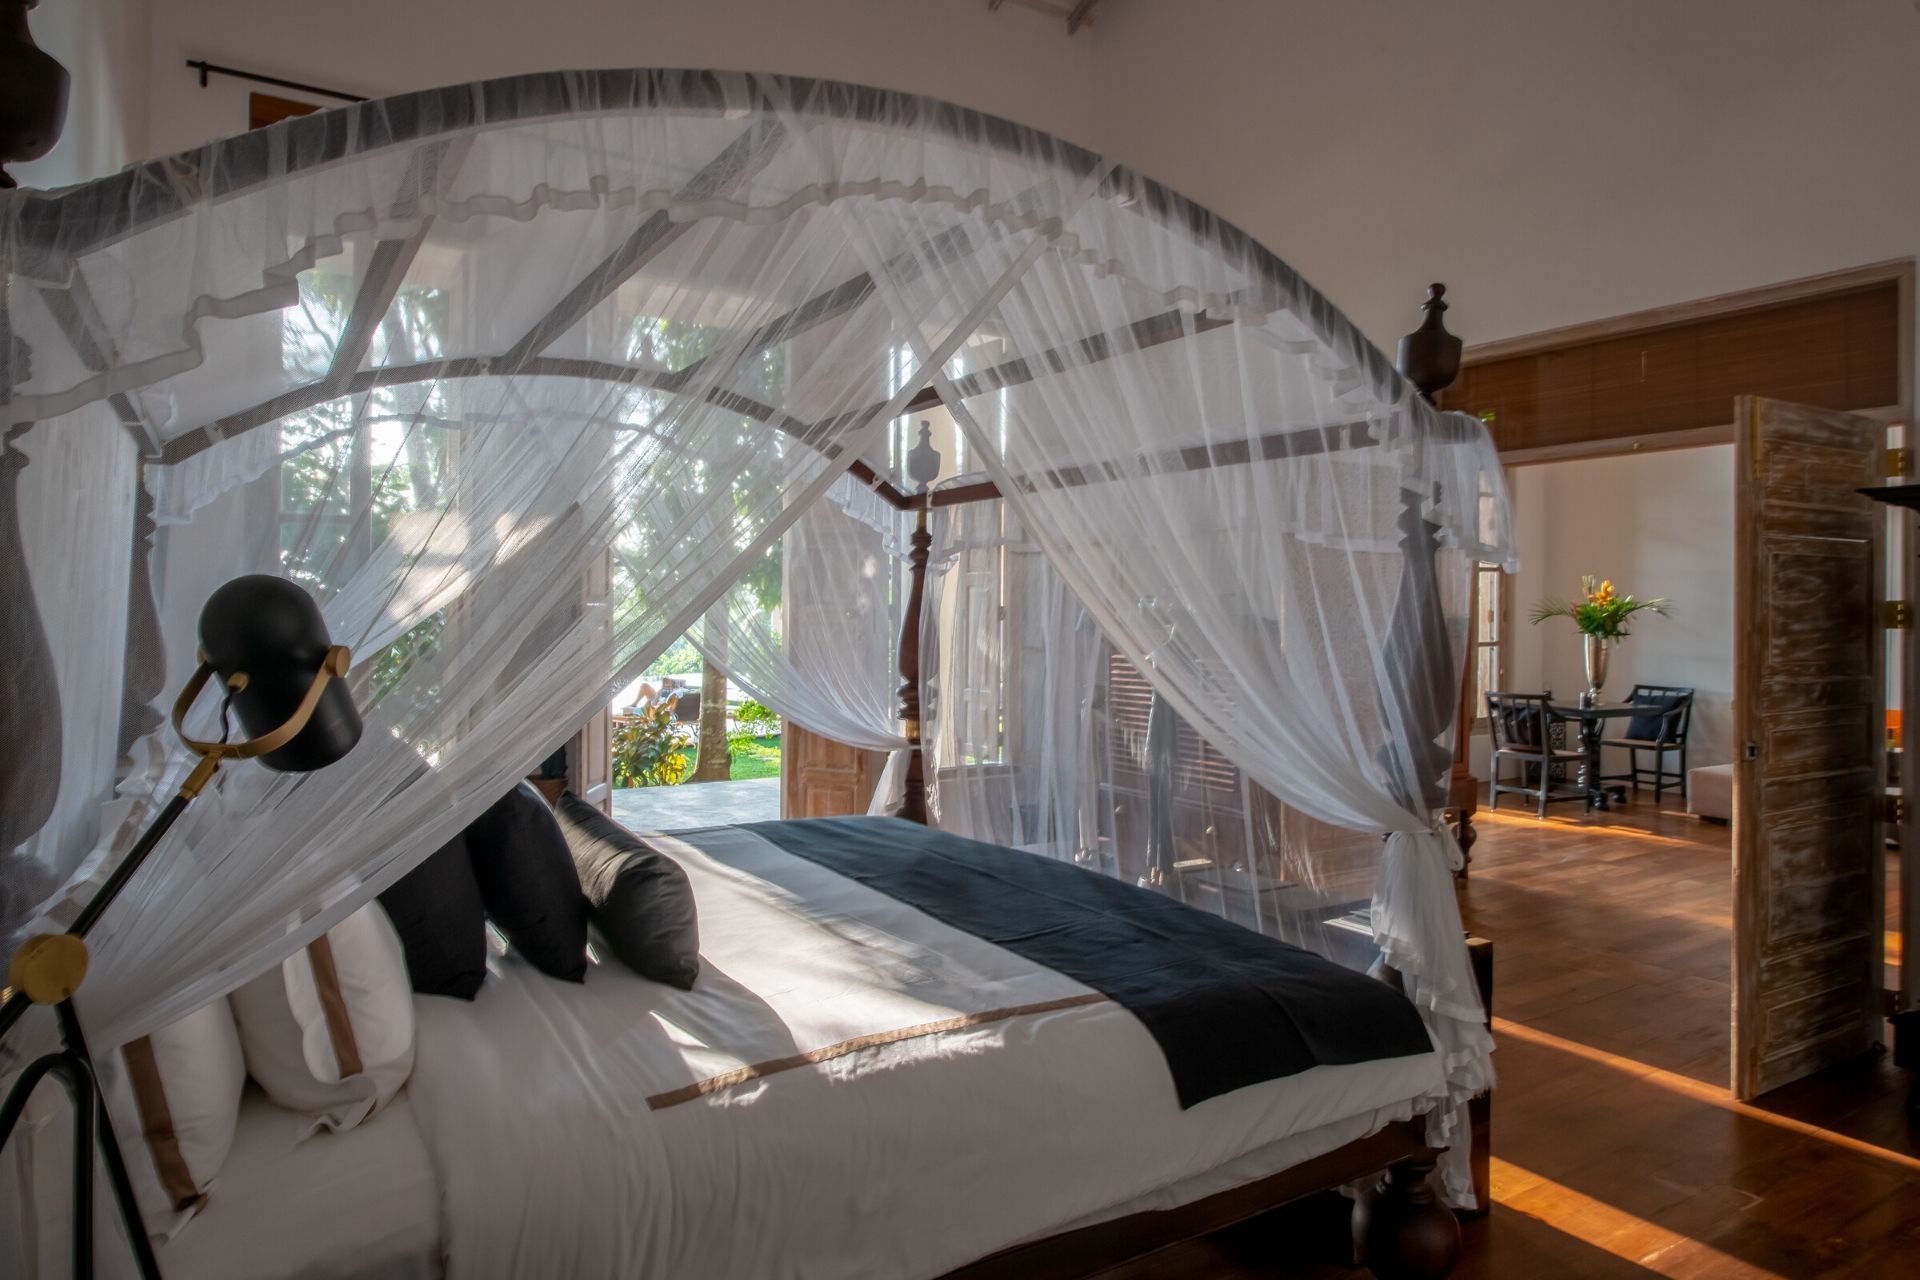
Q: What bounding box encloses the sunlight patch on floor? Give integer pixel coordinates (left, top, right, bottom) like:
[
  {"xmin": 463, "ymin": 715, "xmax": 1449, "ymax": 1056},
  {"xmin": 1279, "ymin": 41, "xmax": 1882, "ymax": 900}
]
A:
[
  {"xmin": 1494, "ymin": 1016, "xmax": 1920, "ymax": 1174},
  {"xmin": 1476, "ymin": 807, "xmax": 1720, "ymax": 850},
  {"xmin": 1492, "ymin": 1155, "xmax": 1786, "ymax": 1279}
]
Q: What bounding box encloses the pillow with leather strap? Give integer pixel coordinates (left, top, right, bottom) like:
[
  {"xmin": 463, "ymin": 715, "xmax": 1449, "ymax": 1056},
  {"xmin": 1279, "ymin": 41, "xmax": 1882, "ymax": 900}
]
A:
[
  {"xmin": 228, "ymin": 903, "xmax": 415, "ymax": 1134},
  {"xmin": 464, "ymin": 782, "xmax": 590, "ymax": 982},
  {"xmin": 1626, "ymin": 695, "xmax": 1684, "ymax": 742},
  {"xmin": 378, "ymin": 831, "xmax": 488, "ymax": 999},
  {"xmin": 93, "ymin": 999, "xmax": 247, "ymax": 1242},
  {"xmin": 554, "ymin": 791, "xmax": 701, "ymax": 990}
]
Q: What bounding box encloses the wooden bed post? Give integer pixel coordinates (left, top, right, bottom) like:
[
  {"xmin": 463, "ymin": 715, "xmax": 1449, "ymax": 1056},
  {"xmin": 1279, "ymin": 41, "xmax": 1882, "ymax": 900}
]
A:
[
  {"xmin": 891, "ymin": 420, "xmax": 943, "ymax": 825},
  {"xmin": 1396, "ymin": 285, "xmax": 1478, "ymax": 870},
  {"xmin": 892, "ymin": 506, "xmax": 932, "ymax": 824}
]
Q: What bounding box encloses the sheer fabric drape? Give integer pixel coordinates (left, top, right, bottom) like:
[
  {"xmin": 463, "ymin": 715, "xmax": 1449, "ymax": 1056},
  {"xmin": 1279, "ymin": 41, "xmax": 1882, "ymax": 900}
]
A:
[
  {"xmin": 882, "ymin": 161, "xmax": 1514, "ymax": 1201},
  {"xmin": 687, "ymin": 474, "xmax": 908, "ymax": 755},
  {"xmin": 3, "ymin": 70, "xmax": 1513, "ymax": 1207},
  {"xmin": 922, "ymin": 496, "xmax": 1500, "ymax": 1204},
  {"xmin": 2, "ymin": 71, "xmax": 1105, "ymax": 1049}
]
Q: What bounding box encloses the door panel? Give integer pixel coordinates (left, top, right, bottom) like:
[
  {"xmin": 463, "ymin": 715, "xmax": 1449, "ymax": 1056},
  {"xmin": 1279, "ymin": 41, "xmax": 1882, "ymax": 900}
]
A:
[
  {"xmin": 1733, "ymin": 396, "xmax": 1885, "ymax": 1099},
  {"xmin": 567, "ymin": 551, "xmax": 614, "ymax": 813},
  {"xmin": 781, "ymin": 722, "xmax": 880, "ymax": 818}
]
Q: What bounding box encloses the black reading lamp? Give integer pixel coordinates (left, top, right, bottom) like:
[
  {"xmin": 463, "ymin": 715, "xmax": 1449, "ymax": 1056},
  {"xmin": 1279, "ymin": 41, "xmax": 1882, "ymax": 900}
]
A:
[{"xmin": 0, "ymin": 575, "xmax": 361, "ymax": 1279}]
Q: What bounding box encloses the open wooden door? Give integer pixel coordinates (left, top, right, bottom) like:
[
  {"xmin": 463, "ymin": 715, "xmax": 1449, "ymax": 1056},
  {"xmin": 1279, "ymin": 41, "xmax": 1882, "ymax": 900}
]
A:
[
  {"xmin": 1733, "ymin": 396, "xmax": 1886, "ymax": 1099},
  {"xmin": 781, "ymin": 723, "xmax": 882, "ymax": 818}
]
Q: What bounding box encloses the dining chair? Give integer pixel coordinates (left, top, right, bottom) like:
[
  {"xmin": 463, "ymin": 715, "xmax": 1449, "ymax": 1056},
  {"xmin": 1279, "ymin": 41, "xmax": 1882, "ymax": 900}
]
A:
[
  {"xmin": 1487, "ymin": 691, "xmax": 1589, "ymax": 818},
  {"xmin": 1601, "ymin": 684, "xmax": 1694, "ymax": 804}
]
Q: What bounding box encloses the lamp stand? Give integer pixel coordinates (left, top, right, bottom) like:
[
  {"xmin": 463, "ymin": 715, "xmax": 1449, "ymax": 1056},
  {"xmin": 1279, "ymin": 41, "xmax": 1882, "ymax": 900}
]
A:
[{"xmin": 0, "ymin": 644, "xmax": 350, "ymax": 1279}]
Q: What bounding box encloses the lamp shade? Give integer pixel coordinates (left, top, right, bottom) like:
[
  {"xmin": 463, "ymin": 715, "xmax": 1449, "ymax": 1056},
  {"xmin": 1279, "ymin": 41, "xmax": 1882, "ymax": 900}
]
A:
[{"xmin": 197, "ymin": 575, "xmax": 362, "ymax": 771}]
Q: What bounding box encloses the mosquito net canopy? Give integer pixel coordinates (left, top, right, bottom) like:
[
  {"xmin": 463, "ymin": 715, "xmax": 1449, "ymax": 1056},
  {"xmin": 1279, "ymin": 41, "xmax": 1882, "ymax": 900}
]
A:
[{"xmin": 1, "ymin": 69, "xmax": 1512, "ymax": 1202}]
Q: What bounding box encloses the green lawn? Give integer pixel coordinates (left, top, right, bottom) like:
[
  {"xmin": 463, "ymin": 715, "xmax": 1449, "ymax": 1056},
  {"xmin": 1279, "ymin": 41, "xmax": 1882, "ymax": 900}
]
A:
[{"xmin": 665, "ymin": 735, "xmax": 781, "ymax": 782}]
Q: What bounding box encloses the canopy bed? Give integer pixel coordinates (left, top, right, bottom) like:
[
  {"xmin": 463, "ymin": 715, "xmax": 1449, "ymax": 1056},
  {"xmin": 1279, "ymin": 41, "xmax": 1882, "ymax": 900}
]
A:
[{"xmin": 0, "ymin": 65, "xmax": 1511, "ymax": 1279}]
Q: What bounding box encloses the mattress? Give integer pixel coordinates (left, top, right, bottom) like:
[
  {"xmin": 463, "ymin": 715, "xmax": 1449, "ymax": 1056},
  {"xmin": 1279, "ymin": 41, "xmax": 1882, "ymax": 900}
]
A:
[
  {"xmin": 405, "ymin": 824, "xmax": 1448, "ymax": 1280},
  {"xmin": 156, "ymin": 1087, "xmax": 441, "ymax": 1280}
]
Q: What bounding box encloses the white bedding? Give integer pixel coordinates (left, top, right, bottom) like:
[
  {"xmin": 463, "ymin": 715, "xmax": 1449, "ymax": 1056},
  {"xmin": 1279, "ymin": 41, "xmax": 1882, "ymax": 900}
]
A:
[
  {"xmin": 158, "ymin": 1087, "xmax": 440, "ymax": 1280},
  {"xmin": 408, "ymin": 825, "xmax": 1448, "ymax": 1280}
]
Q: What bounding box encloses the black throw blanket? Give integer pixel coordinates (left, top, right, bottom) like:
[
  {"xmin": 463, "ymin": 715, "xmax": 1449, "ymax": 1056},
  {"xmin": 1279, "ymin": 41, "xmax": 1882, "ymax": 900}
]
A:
[{"xmin": 744, "ymin": 816, "xmax": 1433, "ymax": 1109}]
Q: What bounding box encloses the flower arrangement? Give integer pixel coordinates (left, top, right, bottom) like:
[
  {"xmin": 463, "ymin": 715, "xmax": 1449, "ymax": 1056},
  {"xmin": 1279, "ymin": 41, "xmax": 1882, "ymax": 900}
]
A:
[{"xmin": 1529, "ymin": 575, "xmax": 1670, "ymax": 640}]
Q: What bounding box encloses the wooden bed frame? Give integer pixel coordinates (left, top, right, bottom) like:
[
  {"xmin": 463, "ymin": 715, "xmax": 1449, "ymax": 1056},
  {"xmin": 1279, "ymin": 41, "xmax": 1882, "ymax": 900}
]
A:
[
  {"xmin": 0, "ymin": 47, "xmax": 1490, "ymax": 1278},
  {"xmin": 941, "ymin": 1121, "xmax": 1456, "ymax": 1280},
  {"xmin": 932, "ymin": 936, "xmax": 1493, "ymax": 1280},
  {"xmin": 874, "ymin": 289, "xmax": 1485, "ymax": 1280}
]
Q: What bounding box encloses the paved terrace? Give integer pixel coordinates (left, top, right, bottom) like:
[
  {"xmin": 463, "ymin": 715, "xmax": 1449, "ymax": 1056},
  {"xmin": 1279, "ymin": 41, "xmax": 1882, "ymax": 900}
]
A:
[{"xmin": 610, "ymin": 776, "xmax": 781, "ymax": 831}]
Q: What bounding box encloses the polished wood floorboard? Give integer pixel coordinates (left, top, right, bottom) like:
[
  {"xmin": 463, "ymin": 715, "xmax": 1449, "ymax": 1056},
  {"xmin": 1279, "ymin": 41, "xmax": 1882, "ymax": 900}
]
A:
[{"xmin": 1096, "ymin": 804, "xmax": 1920, "ymax": 1279}]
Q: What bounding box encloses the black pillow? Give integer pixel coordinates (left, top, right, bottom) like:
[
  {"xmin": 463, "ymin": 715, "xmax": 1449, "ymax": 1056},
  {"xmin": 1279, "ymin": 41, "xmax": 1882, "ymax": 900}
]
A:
[
  {"xmin": 553, "ymin": 792, "xmax": 700, "ymax": 990},
  {"xmin": 1626, "ymin": 695, "xmax": 1683, "ymax": 742},
  {"xmin": 463, "ymin": 783, "xmax": 590, "ymax": 982},
  {"xmin": 378, "ymin": 833, "xmax": 489, "ymax": 1000}
]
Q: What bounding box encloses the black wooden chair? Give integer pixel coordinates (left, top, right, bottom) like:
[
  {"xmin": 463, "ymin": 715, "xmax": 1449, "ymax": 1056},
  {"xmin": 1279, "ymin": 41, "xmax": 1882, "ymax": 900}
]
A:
[
  {"xmin": 1601, "ymin": 684, "xmax": 1693, "ymax": 805},
  {"xmin": 1487, "ymin": 691, "xmax": 1589, "ymax": 818}
]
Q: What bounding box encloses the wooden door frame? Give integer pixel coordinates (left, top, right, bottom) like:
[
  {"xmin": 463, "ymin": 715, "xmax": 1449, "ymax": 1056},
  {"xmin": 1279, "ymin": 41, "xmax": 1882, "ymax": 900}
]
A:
[
  {"xmin": 1450, "ymin": 263, "xmax": 1916, "ymax": 1067},
  {"xmin": 1459, "ymin": 258, "xmax": 1914, "ymax": 468}
]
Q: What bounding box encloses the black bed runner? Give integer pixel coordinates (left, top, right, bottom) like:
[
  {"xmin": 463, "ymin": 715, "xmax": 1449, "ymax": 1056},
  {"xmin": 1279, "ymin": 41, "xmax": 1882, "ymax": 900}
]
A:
[{"xmin": 743, "ymin": 815, "xmax": 1433, "ymax": 1109}]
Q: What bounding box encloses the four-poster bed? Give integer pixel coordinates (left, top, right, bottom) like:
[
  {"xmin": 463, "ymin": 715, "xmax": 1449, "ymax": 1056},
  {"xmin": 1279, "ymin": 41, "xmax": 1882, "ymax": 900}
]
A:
[{"xmin": 2, "ymin": 66, "xmax": 1509, "ymax": 1280}]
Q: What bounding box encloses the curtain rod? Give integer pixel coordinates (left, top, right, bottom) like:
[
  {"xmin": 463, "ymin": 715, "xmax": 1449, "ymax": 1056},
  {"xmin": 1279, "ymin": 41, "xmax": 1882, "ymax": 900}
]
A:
[{"xmin": 185, "ymin": 59, "xmax": 367, "ymax": 104}]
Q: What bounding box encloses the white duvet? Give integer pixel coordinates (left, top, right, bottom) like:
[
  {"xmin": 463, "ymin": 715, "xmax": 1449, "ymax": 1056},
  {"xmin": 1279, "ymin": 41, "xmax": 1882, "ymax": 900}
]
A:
[{"xmin": 408, "ymin": 825, "xmax": 1448, "ymax": 1280}]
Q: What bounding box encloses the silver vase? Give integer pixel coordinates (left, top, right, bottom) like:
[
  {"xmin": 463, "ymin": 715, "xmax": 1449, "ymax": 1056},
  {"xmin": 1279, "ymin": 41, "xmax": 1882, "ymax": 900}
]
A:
[{"xmin": 1583, "ymin": 634, "xmax": 1609, "ymax": 703}]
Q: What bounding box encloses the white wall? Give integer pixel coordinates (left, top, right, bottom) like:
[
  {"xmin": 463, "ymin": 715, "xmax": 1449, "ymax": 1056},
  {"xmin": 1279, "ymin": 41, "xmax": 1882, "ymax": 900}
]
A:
[
  {"xmin": 39, "ymin": 0, "xmax": 1920, "ymax": 397},
  {"xmin": 12, "ymin": 0, "xmax": 151, "ymax": 190},
  {"xmin": 1495, "ymin": 446, "xmax": 1737, "ymax": 779},
  {"xmin": 1085, "ymin": 0, "xmax": 1920, "ymax": 379},
  {"xmin": 138, "ymin": 0, "xmax": 1096, "ymax": 160}
]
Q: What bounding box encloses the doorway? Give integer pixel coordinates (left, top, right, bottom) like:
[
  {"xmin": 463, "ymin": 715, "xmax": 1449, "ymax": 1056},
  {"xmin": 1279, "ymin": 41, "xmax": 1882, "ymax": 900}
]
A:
[{"xmin": 1443, "ymin": 260, "xmax": 1914, "ymax": 1100}]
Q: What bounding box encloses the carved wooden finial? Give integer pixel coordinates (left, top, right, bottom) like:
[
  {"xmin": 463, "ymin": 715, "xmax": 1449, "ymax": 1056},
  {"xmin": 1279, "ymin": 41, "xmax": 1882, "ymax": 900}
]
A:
[
  {"xmin": 906, "ymin": 419, "xmax": 942, "ymax": 493},
  {"xmin": 0, "ymin": 2, "xmax": 70, "ymax": 189},
  {"xmin": 1397, "ymin": 283, "xmax": 1463, "ymax": 401}
]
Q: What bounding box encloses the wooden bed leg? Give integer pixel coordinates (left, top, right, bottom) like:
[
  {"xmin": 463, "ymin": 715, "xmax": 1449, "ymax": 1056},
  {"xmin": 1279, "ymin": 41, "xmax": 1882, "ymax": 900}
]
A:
[{"xmin": 1351, "ymin": 1156, "xmax": 1460, "ymax": 1280}]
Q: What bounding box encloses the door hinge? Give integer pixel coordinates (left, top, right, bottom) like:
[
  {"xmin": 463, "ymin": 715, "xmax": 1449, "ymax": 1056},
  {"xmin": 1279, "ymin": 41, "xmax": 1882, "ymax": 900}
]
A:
[
  {"xmin": 1889, "ymin": 447, "xmax": 1913, "ymax": 478},
  {"xmin": 1885, "ymin": 794, "xmax": 1908, "ymax": 825},
  {"xmin": 1884, "ymin": 600, "xmax": 1911, "ymax": 629}
]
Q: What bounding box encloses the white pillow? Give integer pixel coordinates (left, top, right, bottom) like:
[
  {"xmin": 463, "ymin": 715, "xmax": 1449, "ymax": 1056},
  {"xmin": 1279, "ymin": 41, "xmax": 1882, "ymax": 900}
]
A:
[
  {"xmin": 94, "ymin": 997, "xmax": 248, "ymax": 1242},
  {"xmin": 228, "ymin": 903, "xmax": 415, "ymax": 1134}
]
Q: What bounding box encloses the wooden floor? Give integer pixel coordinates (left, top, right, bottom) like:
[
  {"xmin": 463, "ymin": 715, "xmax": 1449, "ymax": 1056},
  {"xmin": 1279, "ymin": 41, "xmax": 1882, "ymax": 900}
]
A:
[{"xmin": 1099, "ymin": 803, "xmax": 1920, "ymax": 1279}]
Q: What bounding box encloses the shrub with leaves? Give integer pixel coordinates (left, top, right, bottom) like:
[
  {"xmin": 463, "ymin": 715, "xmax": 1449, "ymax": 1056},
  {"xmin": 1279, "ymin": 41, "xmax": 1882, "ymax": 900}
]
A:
[
  {"xmin": 735, "ymin": 699, "xmax": 779, "ymax": 732},
  {"xmin": 613, "ymin": 699, "xmax": 693, "ymax": 787}
]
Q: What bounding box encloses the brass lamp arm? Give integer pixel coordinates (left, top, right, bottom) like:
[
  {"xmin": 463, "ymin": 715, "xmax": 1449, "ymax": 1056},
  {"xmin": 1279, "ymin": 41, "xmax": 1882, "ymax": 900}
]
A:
[{"xmin": 3, "ymin": 642, "xmax": 353, "ymax": 1017}]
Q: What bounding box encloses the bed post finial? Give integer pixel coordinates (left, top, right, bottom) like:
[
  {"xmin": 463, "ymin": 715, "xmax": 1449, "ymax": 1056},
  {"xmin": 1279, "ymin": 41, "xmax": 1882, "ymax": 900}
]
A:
[
  {"xmin": 0, "ymin": 1, "xmax": 69, "ymax": 189},
  {"xmin": 1396, "ymin": 284, "xmax": 1462, "ymax": 404}
]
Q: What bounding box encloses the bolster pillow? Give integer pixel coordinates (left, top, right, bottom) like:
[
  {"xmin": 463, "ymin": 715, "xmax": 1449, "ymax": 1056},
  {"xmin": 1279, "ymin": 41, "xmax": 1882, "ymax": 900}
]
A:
[
  {"xmin": 463, "ymin": 782, "xmax": 591, "ymax": 982},
  {"xmin": 553, "ymin": 791, "xmax": 701, "ymax": 990}
]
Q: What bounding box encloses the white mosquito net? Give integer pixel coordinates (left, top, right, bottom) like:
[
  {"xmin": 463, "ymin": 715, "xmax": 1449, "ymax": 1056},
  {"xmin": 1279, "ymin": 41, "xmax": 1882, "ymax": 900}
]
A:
[{"xmin": 0, "ymin": 69, "xmax": 1512, "ymax": 1204}]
